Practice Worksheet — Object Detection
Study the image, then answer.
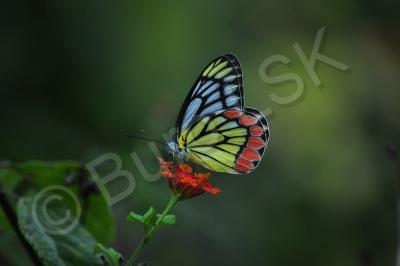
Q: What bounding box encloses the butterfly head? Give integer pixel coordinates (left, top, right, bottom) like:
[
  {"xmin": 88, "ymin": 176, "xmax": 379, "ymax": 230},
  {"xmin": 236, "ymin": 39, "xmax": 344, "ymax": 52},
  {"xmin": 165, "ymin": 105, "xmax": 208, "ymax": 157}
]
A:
[{"xmin": 166, "ymin": 141, "xmax": 187, "ymax": 161}]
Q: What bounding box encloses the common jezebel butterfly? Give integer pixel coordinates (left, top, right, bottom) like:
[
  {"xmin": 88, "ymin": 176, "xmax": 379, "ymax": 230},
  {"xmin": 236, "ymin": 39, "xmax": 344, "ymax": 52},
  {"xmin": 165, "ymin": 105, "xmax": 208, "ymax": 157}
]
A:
[{"xmin": 166, "ymin": 54, "xmax": 270, "ymax": 174}]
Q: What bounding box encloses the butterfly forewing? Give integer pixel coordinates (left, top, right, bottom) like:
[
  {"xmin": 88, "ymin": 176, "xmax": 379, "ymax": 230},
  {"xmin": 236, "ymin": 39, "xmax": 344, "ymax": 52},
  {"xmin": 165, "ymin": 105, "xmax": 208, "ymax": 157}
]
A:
[{"xmin": 175, "ymin": 54, "xmax": 244, "ymax": 141}]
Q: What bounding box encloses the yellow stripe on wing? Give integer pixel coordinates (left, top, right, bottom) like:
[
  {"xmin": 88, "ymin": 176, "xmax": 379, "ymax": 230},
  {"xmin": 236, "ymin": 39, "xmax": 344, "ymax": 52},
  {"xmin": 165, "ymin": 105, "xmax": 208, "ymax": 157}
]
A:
[
  {"xmin": 217, "ymin": 144, "xmax": 241, "ymax": 154},
  {"xmin": 186, "ymin": 117, "xmax": 210, "ymax": 144},
  {"xmin": 189, "ymin": 133, "xmax": 224, "ymax": 147},
  {"xmin": 187, "ymin": 150, "xmax": 235, "ymax": 173},
  {"xmin": 207, "ymin": 61, "xmax": 228, "ymax": 77},
  {"xmin": 228, "ymin": 137, "xmax": 246, "ymax": 145},
  {"xmin": 206, "ymin": 116, "xmax": 226, "ymax": 132},
  {"xmin": 222, "ymin": 128, "xmax": 248, "ymax": 137},
  {"xmin": 219, "ymin": 121, "xmax": 239, "ymax": 130},
  {"xmin": 189, "ymin": 147, "xmax": 236, "ymax": 167}
]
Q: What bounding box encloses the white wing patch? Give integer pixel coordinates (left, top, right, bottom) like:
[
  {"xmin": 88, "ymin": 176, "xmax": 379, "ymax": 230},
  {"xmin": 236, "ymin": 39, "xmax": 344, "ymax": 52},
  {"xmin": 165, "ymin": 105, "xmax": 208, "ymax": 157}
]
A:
[
  {"xmin": 200, "ymin": 102, "xmax": 223, "ymax": 116},
  {"xmin": 226, "ymin": 95, "xmax": 240, "ymax": 107},
  {"xmin": 206, "ymin": 91, "xmax": 221, "ymax": 105},
  {"xmin": 196, "ymin": 80, "xmax": 213, "ymax": 95},
  {"xmin": 202, "ymin": 83, "xmax": 220, "ymax": 97},
  {"xmin": 182, "ymin": 98, "xmax": 202, "ymax": 130},
  {"xmin": 176, "ymin": 54, "xmax": 244, "ymax": 135},
  {"xmin": 224, "ymin": 84, "xmax": 238, "ymax": 96}
]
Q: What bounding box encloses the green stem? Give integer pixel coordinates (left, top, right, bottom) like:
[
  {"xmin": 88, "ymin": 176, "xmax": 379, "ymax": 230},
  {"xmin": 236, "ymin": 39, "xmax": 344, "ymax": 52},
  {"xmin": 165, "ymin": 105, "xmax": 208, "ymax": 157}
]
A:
[{"xmin": 126, "ymin": 193, "xmax": 180, "ymax": 266}]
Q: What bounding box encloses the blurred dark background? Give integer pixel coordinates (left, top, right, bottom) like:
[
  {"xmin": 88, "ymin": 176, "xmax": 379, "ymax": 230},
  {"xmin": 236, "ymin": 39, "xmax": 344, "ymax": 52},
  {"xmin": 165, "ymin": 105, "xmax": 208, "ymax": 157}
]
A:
[{"xmin": 1, "ymin": 0, "xmax": 400, "ymax": 265}]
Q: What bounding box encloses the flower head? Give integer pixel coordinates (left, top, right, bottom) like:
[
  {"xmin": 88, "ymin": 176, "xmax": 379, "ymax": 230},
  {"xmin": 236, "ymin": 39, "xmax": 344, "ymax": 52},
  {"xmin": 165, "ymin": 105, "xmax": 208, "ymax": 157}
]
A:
[{"xmin": 159, "ymin": 158, "xmax": 221, "ymax": 200}]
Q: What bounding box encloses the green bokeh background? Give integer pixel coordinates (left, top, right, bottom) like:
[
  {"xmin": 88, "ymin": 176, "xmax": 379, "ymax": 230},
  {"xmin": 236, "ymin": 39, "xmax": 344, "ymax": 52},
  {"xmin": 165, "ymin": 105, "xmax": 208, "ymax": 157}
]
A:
[{"xmin": 1, "ymin": 0, "xmax": 399, "ymax": 265}]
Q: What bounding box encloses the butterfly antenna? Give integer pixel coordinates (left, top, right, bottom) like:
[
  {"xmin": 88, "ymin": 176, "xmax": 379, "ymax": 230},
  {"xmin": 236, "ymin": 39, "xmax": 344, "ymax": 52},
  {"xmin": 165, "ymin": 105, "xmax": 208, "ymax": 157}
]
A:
[
  {"xmin": 140, "ymin": 129, "xmax": 169, "ymax": 145},
  {"xmin": 139, "ymin": 129, "xmax": 161, "ymax": 140},
  {"xmin": 125, "ymin": 134, "xmax": 167, "ymax": 146}
]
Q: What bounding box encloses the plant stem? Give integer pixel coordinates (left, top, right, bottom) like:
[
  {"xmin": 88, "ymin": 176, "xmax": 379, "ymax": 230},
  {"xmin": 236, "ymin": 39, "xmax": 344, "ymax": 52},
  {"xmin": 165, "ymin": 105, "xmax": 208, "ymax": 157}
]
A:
[
  {"xmin": 0, "ymin": 188, "xmax": 43, "ymax": 266},
  {"xmin": 126, "ymin": 193, "xmax": 180, "ymax": 266}
]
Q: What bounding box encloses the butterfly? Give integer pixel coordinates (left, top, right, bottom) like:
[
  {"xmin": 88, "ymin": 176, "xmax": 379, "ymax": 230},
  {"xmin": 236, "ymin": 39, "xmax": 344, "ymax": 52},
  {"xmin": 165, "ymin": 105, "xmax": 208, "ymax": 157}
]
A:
[{"xmin": 166, "ymin": 54, "xmax": 270, "ymax": 174}]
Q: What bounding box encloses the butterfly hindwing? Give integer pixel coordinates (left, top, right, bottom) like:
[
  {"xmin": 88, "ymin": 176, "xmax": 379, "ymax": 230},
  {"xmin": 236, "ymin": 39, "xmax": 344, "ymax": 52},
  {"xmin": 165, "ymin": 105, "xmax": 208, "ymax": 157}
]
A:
[
  {"xmin": 183, "ymin": 108, "xmax": 270, "ymax": 174},
  {"xmin": 175, "ymin": 54, "xmax": 244, "ymax": 140}
]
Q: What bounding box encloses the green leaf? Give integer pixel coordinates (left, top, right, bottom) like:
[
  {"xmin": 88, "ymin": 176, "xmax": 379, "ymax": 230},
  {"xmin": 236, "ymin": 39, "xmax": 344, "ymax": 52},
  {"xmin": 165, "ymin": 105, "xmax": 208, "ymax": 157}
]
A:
[
  {"xmin": 17, "ymin": 197, "xmax": 100, "ymax": 266},
  {"xmin": 0, "ymin": 168, "xmax": 22, "ymax": 231},
  {"xmin": 94, "ymin": 243, "xmax": 124, "ymax": 266},
  {"xmin": 127, "ymin": 212, "xmax": 144, "ymax": 224},
  {"xmin": 16, "ymin": 161, "xmax": 81, "ymax": 189},
  {"xmin": 143, "ymin": 207, "xmax": 157, "ymax": 228},
  {"xmin": 158, "ymin": 214, "xmax": 176, "ymax": 225},
  {"xmin": 85, "ymin": 195, "xmax": 115, "ymax": 244},
  {"xmin": 14, "ymin": 161, "xmax": 115, "ymax": 244},
  {"xmin": 0, "ymin": 168, "xmax": 23, "ymax": 191}
]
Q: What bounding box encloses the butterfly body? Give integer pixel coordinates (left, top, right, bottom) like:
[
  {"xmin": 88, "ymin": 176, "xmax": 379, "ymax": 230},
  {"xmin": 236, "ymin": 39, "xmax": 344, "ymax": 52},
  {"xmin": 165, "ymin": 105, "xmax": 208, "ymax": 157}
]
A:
[
  {"xmin": 167, "ymin": 54, "xmax": 270, "ymax": 174},
  {"xmin": 165, "ymin": 141, "xmax": 187, "ymax": 161}
]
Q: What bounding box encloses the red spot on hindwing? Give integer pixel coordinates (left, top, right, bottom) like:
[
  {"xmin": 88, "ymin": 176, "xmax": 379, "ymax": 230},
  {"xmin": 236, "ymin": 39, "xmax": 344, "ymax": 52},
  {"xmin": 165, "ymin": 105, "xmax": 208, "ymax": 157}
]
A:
[
  {"xmin": 241, "ymin": 148, "xmax": 260, "ymax": 161},
  {"xmin": 247, "ymin": 137, "xmax": 265, "ymax": 149},
  {"xmin": 224, "ymin": 110, "xmax": 243, "ymax": 119},
  {"xmin": 250, "ymin": 126, "xmax": 264, "ymax": 136},
  {"xmin": 235, "ymin": 158, "xmax": 254, "ymax": 173},
  {"xmin": 239, "ymin": 115, "xmax": 258, "ymax": 126}
]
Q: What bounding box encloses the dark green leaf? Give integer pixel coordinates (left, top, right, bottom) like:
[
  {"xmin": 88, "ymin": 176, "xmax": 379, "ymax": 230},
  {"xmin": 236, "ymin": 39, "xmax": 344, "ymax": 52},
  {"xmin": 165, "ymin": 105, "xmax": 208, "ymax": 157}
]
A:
[
  {"xmin": 17, "ymin": 197, "xmax": 100, "ymax": 266},
  {"xmin": 84, "ymin": 195, "xmax": 115, "ymax": 244},
  {"xmin": 0, "ymin": 168, "xmax": 22, "ymax": 231},
  {"xmin": 14, "ymin": 161, "xmax": 115, "ymax": 244},
  {"xmin": 0, "ymin": 168, "xmax": 23, "ymax": 191}
]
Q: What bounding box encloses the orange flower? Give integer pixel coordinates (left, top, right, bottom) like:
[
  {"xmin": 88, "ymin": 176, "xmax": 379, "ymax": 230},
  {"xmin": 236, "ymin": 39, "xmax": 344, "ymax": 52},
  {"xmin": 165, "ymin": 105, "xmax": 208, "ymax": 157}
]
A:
[{"xmin": 159, "ymin": 158, "xmax": 221, "ymax": 200}]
